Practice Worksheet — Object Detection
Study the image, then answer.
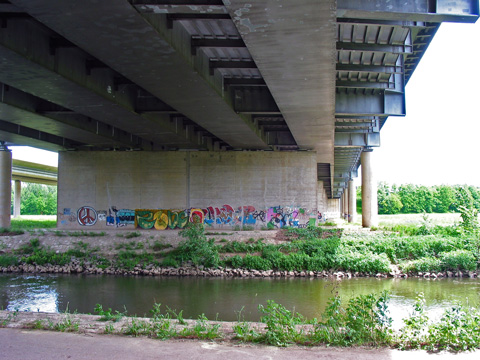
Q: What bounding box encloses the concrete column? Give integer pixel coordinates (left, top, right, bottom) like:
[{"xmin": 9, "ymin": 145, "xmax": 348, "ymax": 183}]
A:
[
  {"xmin": 14, "ymin": 180, "xmax": 21, "ymax": 218},
  {"xmin": 348, "ymin": 179, "xmax": 356, "ymax": 223},
  {"xmin": 0, "ymin": 144, "xmax": 12, "ymax": 228},
  {"xmin": 361, "ymin": 150, "xmax": 378, "ymax": 228},
  {"xmin": 343, "ymin": 188, "xmax": 349, "ymax": 220}
]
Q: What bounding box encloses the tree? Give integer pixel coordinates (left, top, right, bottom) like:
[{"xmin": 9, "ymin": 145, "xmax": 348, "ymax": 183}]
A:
[{"xmin": 20, "ymin": 183, "xmax": 57, "ymax": 215}]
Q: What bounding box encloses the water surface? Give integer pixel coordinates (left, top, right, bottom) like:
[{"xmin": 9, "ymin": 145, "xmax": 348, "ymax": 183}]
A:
[{"xmin": 1, "ymin": 274, "xmax": 479, "ymax": 327}]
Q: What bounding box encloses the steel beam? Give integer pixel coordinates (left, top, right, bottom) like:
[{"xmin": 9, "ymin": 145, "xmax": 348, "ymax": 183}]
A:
[
  {"xmin": 337, "ymin": 0, "xmax": 479, "ymax": 23},
  {"xmin": 335, "ymin": 90, "xmax": 405, "ymax": 116},
  {"xmin": 337, "ymin": 41, "xmax": 413, "ymax": 54},
  {"xmin": 335, "ymin": 132, "xmax": 380, "ymax": 147}
]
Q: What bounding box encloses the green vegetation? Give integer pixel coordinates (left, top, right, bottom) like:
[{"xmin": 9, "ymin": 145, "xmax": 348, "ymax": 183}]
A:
[
  {"xmin": 94, "ymin": 304, "xmax": 127, "ymax": 322},
  {"xmin": 11, "ymin": 183, "xmax": 57, "ymax": 215},
  {"xmin": 6, "ymin": 293, "xmax": 478, "ymax": 352},
  {"xmin": 376, "ymin": 183, "xmax": 480, "ymax": 215}
]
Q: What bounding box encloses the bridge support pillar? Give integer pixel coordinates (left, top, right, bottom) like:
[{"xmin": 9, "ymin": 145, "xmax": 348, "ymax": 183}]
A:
[
  {"xmin": 0, "ymin": 143, "xmax": 12, "ymax": 228},
  {"xmin": 361, "ymin": 150, "xmax": 378, "ymax": 228},
  {"xmin": 343, "ymin": 188, "xmax": 348, "ymax": 221},
  {"xmin": 14, "ymin": 180, "xmax": 21, "ymax": 218},
  {"xmin": 348, "ymin": 179, "xmax": 356, "ymax": 223}
]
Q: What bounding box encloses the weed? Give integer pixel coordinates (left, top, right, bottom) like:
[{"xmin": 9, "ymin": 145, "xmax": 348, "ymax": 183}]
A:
[
  {"xmin": 125, "ymin": 232, "xmax": 141, "ymax": 239},
  {"xmin": 257, "ymin": 300, "xmax": 306, "ymax": 346},
  {"xmin": 94, "ymin": 304, "xmax": 127, "ymax": 322},
  {"xmin": 67, "ymin": 231, "xmax": 106, "ymax": 237},
  {"xmin": 0, "ymin": 254, "xmax": 19, "ymax": 267},
  {"xmin": 53, "ymin": 314, "xmax": 79, "ymax": 332},
  {"xmin": 180, "ymin": 314, "xmax": 221, "ymax": 340},
  {"xmin": 122, "ymin": 318, "xmax": 152, "ymax": 337},
  {"xmin": 165, "ymin": 306, "xmax": 187, "ymax": 325},
  {"xmin": 54, "ymin": 231, "xmax": 66, "ymax": 237},
  {"xmin": 233, "ymin": 307, "xmax": 260, "ymax": 342},
  {"xmin": 104, "ymin": 323, "xmax": 115, "ymax": 334},
  {"xmin": 150, "ymin": 240, "xmax": 171, "ymax": 252}
]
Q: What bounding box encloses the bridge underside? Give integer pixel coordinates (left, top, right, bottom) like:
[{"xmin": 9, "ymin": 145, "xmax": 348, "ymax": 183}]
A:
[{"xmin": 0, "ymin": 0, "xmax": 477, "ymax": 228}]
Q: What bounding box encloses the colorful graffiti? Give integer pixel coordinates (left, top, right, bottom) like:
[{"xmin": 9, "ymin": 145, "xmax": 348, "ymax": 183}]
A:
[
  {"xmin": 73, "ymin": 205, "xmax": 317, "ymax": 230},
  {"xmin": 106, "ymin": 207, "xmax": 135, "ymax": 227},
  {"xmin": 135, "ymin": 209, "xmax": 189, "ymax": 230}
]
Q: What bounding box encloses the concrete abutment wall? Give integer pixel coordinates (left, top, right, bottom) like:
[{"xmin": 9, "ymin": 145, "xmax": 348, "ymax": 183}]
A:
[{"xmin": 58, "ymin": 151, "xmax": 325, "ymax": 230}]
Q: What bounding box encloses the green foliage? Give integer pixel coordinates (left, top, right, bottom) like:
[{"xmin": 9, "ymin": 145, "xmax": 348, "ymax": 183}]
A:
[
  {"xmin": 174, "ymin": 223, "xmax": 220, "ymax": 268},
  {"xmin": 397, "ymin": 293, "xmax": 480, "ymax": 352},
  {"xmin": 312, "ymin": 291, "xmax": 393, "ymax": 346},
  {"xmin": 257, "ymin": 300, "xmax": 306, "ymax": 346},
  {"xmin": 336, "ymin": 250, "xmax": 391, "ymax": 273},
  {"xmin": 114, "ymin": 250, "xmax": 154, "ymax": 270},
  {"xmin": 377, "ymin": 182, "xmax": 480, "ymax": 215},
  {"xmin": 10, "ymin": 219, "xmax": 56, "ymax": 230},
  {"xmin": 0, "ymin": 254, "xmax": 18, "ymax": 267},
  {"xmin": 125, "ymin": 232, "xmax": 141, "ymax": 239},
  {"xmin": 180, "ymin": 314, "xmax": 221, "ymax": 340},
  {"xmin": 94, "ymin": 304, "xmax": 127, "ymax": 322},
  {"xmin": 440, "ymin": 250, "xmax": 477, "ymax": 272},
  {"xmin": 161, "ymin": 256, "xmax": 179, "ymax": 268},
  {"xmin": 150, "ymin": 240, "xmax": 172, "ymax": 252},
  {"xmin": 15, "ymin": 183, "xmax": 57, "ymax": 215}
]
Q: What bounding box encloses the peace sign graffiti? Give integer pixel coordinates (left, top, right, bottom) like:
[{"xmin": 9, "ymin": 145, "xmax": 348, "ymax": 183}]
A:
[{"xmin": 77, "ymin": 206, "xmax": 97, "ymax": 226}]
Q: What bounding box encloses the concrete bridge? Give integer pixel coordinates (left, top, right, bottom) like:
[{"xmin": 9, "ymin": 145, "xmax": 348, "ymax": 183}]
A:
[{"xmin": 0, "ymin": 0, "xmax": 478, "ymax": 229}]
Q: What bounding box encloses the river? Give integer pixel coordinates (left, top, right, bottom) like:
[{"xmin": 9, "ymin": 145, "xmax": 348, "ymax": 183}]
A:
[{"xmin": 1, "ymin": 274, "xmax": 479, "ymax": 328}]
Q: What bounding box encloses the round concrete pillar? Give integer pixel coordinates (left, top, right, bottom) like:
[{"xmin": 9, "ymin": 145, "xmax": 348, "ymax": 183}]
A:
[
  {"xmin": 361, "ymin": 150, "xmax": 378, "ymax": 228},
  {"xmin": 348, "ymin": 179, "xmax": 356, "ymax": 223},
  {"xmin": 14, "ymin": 180, "xmax": 21, "ymax": 218},
  {"xmin": 343, "ymin": 188, "xmax": 348, "ymax": 220},
  {"xmin": 0, "ymin": 145, "xmax": 12, "ymax": 228}
]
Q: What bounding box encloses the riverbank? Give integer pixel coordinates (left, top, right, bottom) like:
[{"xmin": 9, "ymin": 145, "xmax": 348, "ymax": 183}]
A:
[{"xmin": 0, "ymin": 224, "xmax": 479, "ymax": 278}]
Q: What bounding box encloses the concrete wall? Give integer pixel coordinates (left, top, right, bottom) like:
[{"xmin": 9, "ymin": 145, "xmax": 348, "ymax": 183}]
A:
[{"xmin": 58, "ymin": 151, "xmax": 320, "ymax": 230}]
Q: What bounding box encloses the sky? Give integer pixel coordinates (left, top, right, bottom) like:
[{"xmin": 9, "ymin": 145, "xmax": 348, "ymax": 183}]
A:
[{"xmin": 9, "ymin": 18, "xmax": 480, "ymax": 186}]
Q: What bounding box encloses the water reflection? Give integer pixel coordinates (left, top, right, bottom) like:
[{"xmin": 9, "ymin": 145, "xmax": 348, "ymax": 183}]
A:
[
  {"xmin": 0, "ymin": 275, "xmax": 59, "ymax": 313},
  {"xmin": 0, "ymin": 274, "xmax": 478, "ymax": 328}
]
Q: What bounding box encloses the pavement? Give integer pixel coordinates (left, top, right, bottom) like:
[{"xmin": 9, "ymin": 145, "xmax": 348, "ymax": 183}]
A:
[{"xmin": 1, "ymin": 328, "xmax": 480, "ymax": 360}]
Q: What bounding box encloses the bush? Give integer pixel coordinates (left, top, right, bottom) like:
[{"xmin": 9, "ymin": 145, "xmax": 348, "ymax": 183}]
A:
[
  {"xmin": 399, "ymin": 257, "xmax": 441, "ymax": 273},
  {"xmin": 175, "ymin": 223, "xmax": 220, "ymax": 268},
  {"xmin": 337, "ymin": 250, "xmax": 390, "ymax": 273},
  {"xmin": 440, "ymin": 250, "xmax": 477, "ymax": 272},
  {"xmin": 0, "ymin": 254, "xmax": 18, "ymax": 267},
  {"xmin": 242, "ymin": 254, "xmax": 271, "ymax": 270}
]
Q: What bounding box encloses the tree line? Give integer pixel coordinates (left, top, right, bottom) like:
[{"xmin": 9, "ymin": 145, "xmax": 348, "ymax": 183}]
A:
[
  {"xmin": 11, "ymin": 182, "xmax": 57, "ymax": 215},
  {"xmin": 373, "ymin": 182, "xmax": 480, "ymax": 215}
]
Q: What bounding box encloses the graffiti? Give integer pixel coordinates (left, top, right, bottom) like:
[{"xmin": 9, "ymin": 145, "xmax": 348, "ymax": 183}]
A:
[
  {"xmin": 135, "ymin": 209, "xmax": 190, "ymax": 230},
  {"xmin": 118, "ymin": 209, "xmax": 135, "ymax": 225},
  {"xmin": 97, "ymin": 210, "xmax": 107, "ymax": 222},
  {"xmin": 189, "ymin": 208, "xmax": 204, "ymax": 224},
  {"xmin": 63, "ymin": 208, "xmax": 71, "ymax": 215},
  {"xmin": 68, "ymin": 205, "xmax": 316, "ymax": 230},
  {"xmin": 106, "ymin": 207, "xmax": 134, "ymax": 227},
  {"xmin": 77, "ymin": 206, "xmax": 97, "ymax": 226}
]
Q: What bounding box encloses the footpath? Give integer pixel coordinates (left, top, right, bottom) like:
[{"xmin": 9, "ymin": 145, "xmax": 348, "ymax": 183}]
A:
[{"xmin": 1, "ymin": 328, "xmax": 480, "ymax": 360}]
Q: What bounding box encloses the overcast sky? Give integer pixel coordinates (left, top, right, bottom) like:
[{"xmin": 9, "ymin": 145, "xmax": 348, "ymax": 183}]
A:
[
  {"xmin": 373, "ymin": 20, "xmax": 480, "ymax": 187},
  {"xmin": 10, "ymin": 19, "xmax": 480, "ymax": 186}
]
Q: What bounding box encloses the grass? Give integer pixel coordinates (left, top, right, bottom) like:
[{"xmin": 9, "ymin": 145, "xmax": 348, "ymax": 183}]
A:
[{"xmin": 10, "ymin": 218, "xmax": 56, "ymax": 230}]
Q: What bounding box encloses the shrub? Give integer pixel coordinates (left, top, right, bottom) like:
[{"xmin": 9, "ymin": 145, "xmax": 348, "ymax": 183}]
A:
[
  {"xmin": 440, "ymin": 250, "xmax": 477, "ymax": 272},
  {"xmin": 399, "ymin": 257, "xmax": 441, "ymax": 273},
  {"xmin": 176, "ymin": 223, "xmax": 220, "ymax": 268},
  {"xmin": 337, "ymin": 250, "xmax": 390, "ymax": 273},
  {"xmin": 0, "ymin": 254, "xmax": 18, "ymax": 267},
  {"xmin": 242, "ymin": 254, "xmax": 271, "ymax": 270}
]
